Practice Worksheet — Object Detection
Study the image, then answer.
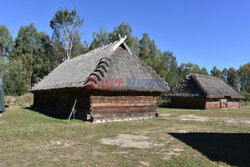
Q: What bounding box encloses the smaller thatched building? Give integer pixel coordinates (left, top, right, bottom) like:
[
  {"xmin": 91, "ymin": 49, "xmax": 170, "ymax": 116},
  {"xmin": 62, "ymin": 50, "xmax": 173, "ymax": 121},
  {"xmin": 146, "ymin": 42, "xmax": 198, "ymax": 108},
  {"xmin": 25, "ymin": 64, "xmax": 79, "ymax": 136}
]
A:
[
  {"xmin": 31, "ymin": 37, "xmax": 168, "ymax": 122},
  {"xmin": 167, "ymin": 74, "xmax": 245, "ymax": 109}
]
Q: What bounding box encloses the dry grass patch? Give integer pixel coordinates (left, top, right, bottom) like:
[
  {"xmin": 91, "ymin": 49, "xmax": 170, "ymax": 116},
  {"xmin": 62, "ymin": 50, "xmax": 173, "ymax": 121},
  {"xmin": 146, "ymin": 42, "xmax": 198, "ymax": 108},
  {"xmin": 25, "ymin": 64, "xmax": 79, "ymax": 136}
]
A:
[
  {"xmin": 178, "ymin": 114, "xmax": 250, "ymax": 125},
  {"xmin": 5, "ymin": 93, "xmax": 33, "ymax": 107},
  {"xmin": 100, "ymin": 134, "xmax": 164, "ymax": 148}
]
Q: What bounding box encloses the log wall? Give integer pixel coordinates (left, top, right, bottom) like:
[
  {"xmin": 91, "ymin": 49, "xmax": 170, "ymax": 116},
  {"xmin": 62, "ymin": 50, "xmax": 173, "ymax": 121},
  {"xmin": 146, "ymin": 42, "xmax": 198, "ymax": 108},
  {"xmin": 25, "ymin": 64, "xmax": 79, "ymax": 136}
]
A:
[
  {"xmin": 170, "ymin": 98, "xmax": 206, "ymax": 109},
  {"xmin": 171, "ymin": 98, "xmax": 240, "ymax": 110},
  {"xmin": 33, "ymin": 90, "xmax": 90, "ymax": 120},
  {"xmin": 90, "ymin": 95, "xmax": 158, "ymax": 122},
  {"xmin": 205, "ymin": 100, "xmax": 220, "ymax": 109},
  {"xmin": 227, "ymin": 100, "xmax": 240, "ymax": 109},
  {"xmin": 33, "ymin": 89, "xmax": 161, "ymax": 122}
]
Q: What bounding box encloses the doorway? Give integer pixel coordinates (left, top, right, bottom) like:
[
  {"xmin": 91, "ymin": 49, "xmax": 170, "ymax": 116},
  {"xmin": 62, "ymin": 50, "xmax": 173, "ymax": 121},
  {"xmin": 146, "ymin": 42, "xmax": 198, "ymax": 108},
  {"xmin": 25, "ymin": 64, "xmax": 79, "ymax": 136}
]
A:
[{"xmin": 220, "ymin": 99, "xmax": 227, "ymax": 108}]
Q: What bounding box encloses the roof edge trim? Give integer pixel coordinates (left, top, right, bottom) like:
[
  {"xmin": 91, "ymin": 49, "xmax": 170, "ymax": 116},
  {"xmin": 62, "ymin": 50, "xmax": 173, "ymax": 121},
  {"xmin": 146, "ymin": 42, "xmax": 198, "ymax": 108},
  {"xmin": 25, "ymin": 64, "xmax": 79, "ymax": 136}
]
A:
[{"xmin": 112, "ymin": 36, "xmax": 127, "ymax": 52}]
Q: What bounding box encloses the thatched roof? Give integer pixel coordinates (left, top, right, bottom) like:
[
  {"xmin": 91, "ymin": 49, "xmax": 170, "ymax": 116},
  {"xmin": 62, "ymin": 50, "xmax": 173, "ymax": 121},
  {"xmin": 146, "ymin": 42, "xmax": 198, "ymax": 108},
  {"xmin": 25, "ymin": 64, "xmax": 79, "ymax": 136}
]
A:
[
  {"xmin": 167, "ymin": 73, "xmax": 245, "ymax": 99},
  {"xmin": 31, "ymin": 37, "xmax": 168, "ymax": 92}
]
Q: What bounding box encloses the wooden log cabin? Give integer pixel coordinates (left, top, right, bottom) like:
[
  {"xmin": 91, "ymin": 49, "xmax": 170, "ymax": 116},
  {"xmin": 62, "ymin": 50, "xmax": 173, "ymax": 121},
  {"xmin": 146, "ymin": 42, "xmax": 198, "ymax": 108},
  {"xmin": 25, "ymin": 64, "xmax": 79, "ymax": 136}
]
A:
[
  {"xmin": 167, "ymin": 74, "xmax": 245, "ymax": 109},
  {"xmin": 31, "ymin": 37, "xmax": 168, "ymax": 122}
]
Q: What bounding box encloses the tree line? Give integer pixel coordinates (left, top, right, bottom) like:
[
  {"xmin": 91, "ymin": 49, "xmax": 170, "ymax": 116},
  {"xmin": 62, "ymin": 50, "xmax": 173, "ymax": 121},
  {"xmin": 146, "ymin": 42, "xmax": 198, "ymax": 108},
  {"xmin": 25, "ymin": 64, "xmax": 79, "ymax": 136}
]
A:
[{"xmin": 0, "ymin": 9, "xmax": 249, "ymax": 96}]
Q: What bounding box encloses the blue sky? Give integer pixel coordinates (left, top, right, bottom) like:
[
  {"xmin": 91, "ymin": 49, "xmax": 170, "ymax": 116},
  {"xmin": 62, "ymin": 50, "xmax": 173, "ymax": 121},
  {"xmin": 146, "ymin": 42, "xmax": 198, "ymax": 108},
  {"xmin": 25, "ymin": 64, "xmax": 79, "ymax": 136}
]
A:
[{"xmin": 0, "ymin": 0, "xmax": 249, "ymax": 71}]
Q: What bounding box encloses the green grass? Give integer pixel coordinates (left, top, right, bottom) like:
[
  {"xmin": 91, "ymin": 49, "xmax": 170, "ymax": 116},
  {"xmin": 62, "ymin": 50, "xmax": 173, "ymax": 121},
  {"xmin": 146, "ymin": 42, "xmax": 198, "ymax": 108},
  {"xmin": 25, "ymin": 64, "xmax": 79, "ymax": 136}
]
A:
[
  {"xmin": 0, "ymin": 106, "xmax": 249, "ymax": 167},
  {"xmin": 240, "ymin": 100, "xmax": 250, "ymax": 107}
]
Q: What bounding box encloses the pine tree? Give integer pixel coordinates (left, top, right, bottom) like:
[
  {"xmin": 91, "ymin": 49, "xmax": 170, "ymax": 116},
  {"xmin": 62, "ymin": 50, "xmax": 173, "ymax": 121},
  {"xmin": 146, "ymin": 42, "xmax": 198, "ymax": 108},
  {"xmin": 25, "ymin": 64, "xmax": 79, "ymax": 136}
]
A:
[
  {"xmin": 227, "ymin": 67, "xmax": 239, "ymax": 90},
  {"xmin": 239, "ymin": 63, "xmax": 250, "ymax": 92},
  {"xmin": 200, "ymin": 67, "xmax": 208, "ymax": 75},
  {"xmin": 90, "ymin": 26, "xmax": 109, "ymax": 50},
  {"xmin": 210, "ymin": 66, "xmax": 223, "ymax": 78}
]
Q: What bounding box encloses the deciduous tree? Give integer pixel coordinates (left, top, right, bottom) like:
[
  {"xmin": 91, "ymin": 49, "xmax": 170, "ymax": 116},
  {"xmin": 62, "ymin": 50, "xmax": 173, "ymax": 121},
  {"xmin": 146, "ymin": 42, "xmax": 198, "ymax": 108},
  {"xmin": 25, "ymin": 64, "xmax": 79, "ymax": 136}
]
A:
[
  {"xmin": 200, "ymin": 67, "xmax": 208, "ymax": 75},
  {"xmin": 222, "ymin": 68, "xmax": 228, "ymax": 82},
  {"xmin": 239, "ymin": 63, "xmax": 249, "ymax": 92},
  {"xmin": 210, "ymin": 66, "xmax": 223, "ymax": 78},
  {"xmin": 227, "ymin": 67, "xmax": 239, "ymax": 90},
  {"xmin": 50, "ymin": 9, "xmax": 84, "ymax": 60},
  {"xmin": 3, "ymin": 59, "xmax": 29, "ymax": 95},
  {"xmin": 89, "ymin": 26, "xmax": 109, "ymax": 50},
  {"xmin": 0, "ymin": 25, "xmax": 13, "ymax": 73}
]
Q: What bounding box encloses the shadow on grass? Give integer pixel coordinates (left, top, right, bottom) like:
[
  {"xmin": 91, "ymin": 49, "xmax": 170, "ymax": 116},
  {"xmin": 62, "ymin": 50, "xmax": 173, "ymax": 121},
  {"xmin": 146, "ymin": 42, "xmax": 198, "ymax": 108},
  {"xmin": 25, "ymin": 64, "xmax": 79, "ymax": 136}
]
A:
[
  {"xmin": 169, "ymin": 133, "xmax": 250, "ymax": 167},
  {"xmin": 25, "ymin": 107, "xmax": 86, "ymax": 121},
  {"xmin": 26, "ymin": 107, "xmax": 67, "ymax": 119}
]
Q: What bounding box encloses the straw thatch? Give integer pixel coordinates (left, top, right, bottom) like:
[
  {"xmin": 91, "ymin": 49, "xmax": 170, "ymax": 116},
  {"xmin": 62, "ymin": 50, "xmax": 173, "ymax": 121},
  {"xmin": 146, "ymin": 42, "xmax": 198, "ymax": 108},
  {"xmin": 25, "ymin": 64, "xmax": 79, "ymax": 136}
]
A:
[
  {"xmin": 168, "ymin": 73, "xmax": 245, "ymax": 99},
  {"xmin": 31, "ymin": 37, "xmax": 168, "ymax": 92}
]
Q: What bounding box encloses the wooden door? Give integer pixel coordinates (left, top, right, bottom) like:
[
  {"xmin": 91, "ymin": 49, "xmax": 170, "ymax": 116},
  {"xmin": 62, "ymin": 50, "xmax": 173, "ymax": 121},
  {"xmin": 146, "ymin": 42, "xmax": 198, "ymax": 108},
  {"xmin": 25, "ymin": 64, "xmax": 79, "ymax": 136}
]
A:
[{"xmin": 220, "ymin": 99, "xmax": 227, "ymax": 108}]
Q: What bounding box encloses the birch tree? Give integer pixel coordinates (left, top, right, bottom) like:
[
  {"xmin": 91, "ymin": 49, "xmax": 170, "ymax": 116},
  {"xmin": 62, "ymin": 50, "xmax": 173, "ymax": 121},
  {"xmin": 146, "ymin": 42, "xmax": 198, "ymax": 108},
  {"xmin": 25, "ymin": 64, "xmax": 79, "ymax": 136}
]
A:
[
  {"xmin": 0, "ymin": 25, "xmax": 13, "ymax": 73},
  {"xmin": 50, "ymin": 9, "xmax": 84, "ymax": 61}
]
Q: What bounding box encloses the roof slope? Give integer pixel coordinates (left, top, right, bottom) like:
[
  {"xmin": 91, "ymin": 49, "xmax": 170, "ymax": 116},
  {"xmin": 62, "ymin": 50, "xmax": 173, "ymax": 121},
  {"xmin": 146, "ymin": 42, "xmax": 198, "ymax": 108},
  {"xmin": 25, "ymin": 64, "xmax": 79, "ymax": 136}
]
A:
[
  {"xmin": 168, "ymin": 74, "xmax": 245, "ymax": 99},
  {"xmin": 31, "ymin": 37, "xmax": 168, "ymax": 92}
]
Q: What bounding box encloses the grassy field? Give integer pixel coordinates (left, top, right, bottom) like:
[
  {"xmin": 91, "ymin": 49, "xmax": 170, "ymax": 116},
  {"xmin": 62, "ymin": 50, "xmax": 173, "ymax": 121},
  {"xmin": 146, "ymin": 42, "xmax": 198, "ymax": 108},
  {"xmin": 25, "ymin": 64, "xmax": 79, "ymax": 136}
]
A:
[{"xmin": 0, "ymin": 105, "xmax": 249, "ymax": 167}]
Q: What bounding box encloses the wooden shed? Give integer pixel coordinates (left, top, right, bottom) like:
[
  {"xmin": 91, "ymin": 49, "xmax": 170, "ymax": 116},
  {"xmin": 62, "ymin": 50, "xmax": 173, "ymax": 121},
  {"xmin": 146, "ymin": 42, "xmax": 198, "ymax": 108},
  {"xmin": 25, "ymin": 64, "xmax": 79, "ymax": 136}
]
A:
[
  {"xmin": 31, "ymin": 37, "xmax": 168, "ymax": 122},
  {"xmin": 167, "ymin": 74, "xmax": 245, "ymax": 109}
]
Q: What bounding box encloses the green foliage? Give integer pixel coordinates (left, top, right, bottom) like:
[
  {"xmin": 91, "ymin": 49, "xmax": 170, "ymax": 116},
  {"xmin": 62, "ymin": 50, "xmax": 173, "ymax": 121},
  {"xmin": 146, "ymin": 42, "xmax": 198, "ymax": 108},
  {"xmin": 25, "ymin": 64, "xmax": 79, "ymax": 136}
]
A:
[
  {"xmin": 0, "ymin": 25, "xmax": 13, "ymax": 59},
  {"xmin": 1, "ymin": 18, "xmax": 249, "ymax": 96},
  {"xmin": 222, "ymin": 68, "xmax": 228, "ymax": 82},
  {"xmin": 90, "ymin": 26, "xmax": 109, "ymax": 50},
  {"xmin": 239, "ymin": 62, "xmax": 249, "ymax": 92},
  {"xmin": 1, "ymin": 24, "xmax": 59, "ymax": 95},
  {"xmin": 227, "ymin": 67, "xmax": 239, "ymax": 90},
  {"xmin": 109, "ymin": 22, "xmax": 137, "ymax": 50},
  {"xmin": 90, "ymin": 22, "xmax": 140, "ymax": 56},
  {"xmin": 139, "ymin": 33, "xmax": 151, "ymax": 59},
  {"xmin": 210, "ymin": 66, "xmax": 223, "ymax": 78},
  {"xmin": 241, "ymin": 92, "xmax": 250, "ymax": 101},
  {"xmin": 50, "ymin": 9, "xmax": 85, "ymax": 60},
  {"xmin": 177, "ymin": 63, "xmax": 207, "ymax": 79},
  {"xmin": 3, "ymin": 59, "xmax": 29, "ymax": 95},
  {"xmin": 10, "ymin": 24, "xmax": 58, "ymax": 86},
  {"xmin": 31, "ymin": 32, "xmax": 59, "ymax": 84},
  {"xmin": 0, "ymin": 25, "xmax": 13, "ymax": 73},
  {"xmin": 212, "ymin": 66, "xmax": 241, "ymax": 90},
  {"xmin": 200, "ymin": 67, "xmax": 209, "ymax": 75},
  {"xmin": 11, "ymin": 24, "xmax": 39, "ymax": 85}
]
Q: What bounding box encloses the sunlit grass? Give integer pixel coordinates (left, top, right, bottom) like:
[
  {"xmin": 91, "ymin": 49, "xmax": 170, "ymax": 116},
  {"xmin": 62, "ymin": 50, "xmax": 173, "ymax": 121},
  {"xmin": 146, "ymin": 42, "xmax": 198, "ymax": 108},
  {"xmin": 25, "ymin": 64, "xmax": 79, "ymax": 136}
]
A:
[{"xmin": 0, "ymin": 106, "xmax": 249, "ymax": 166}]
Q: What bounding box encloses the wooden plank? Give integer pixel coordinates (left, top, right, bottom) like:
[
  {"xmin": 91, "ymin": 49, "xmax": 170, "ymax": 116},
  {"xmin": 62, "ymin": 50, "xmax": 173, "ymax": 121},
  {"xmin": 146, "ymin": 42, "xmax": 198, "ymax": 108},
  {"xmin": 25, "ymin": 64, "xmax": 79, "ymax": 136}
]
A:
[{"xmin": 92, "ymin": 102, "xmax": 155, "ymax": 107}]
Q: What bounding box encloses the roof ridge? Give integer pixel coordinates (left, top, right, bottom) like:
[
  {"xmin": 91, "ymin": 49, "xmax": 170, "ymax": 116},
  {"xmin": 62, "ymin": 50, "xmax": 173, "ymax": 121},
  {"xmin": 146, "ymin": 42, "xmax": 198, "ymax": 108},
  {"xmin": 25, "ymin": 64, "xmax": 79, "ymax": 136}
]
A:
[
  {"xmin": 31, "ymin": 37, "xmax": 168, "ymax": 92},
  {"xmin": 193, "ymin": 73, "xmax": 245, "ymax": 99},
  {"xmin": 192, "ymin": 73, "xmax": 222, "ymax": 80},
  {"xmin": 167, "ymin": 73, "xmax": 245, "ymax": 99},
  {"xmin": 83, "ymin": 37, "xmax": 129, "ymax": 87},
  {"xmin": 31, "ymin": 39, "xmax": 125, "ymax": 91},
  {"xmin": 167, "ymin": 74, "xmax": 192, "ymax": 95},
  {"xmin": 193, "ymin": 73, "xmax": 244, "ymax": 98},
  {"xmin": 111, "ymin": 36, "xmax": 127, "ymax": 52}
]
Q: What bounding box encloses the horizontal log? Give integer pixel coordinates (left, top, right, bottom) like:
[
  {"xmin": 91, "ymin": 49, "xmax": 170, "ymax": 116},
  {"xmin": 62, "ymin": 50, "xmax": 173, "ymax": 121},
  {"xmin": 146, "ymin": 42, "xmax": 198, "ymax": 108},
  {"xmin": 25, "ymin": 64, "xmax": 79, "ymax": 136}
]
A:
[
  {"xmin": 91, "ymin": 107, "xmax": 156, "ymax": 114},
  {"xmin": 92, "ymin": 95, "xmax": 154, "ymax": 99},
  {"xmin": 91, "ymin": 96, "xmax": 155, "ymax": 102},
  {"xmin": 92, "ymin": 102, "xmax": 155, "ymax": 107}
]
